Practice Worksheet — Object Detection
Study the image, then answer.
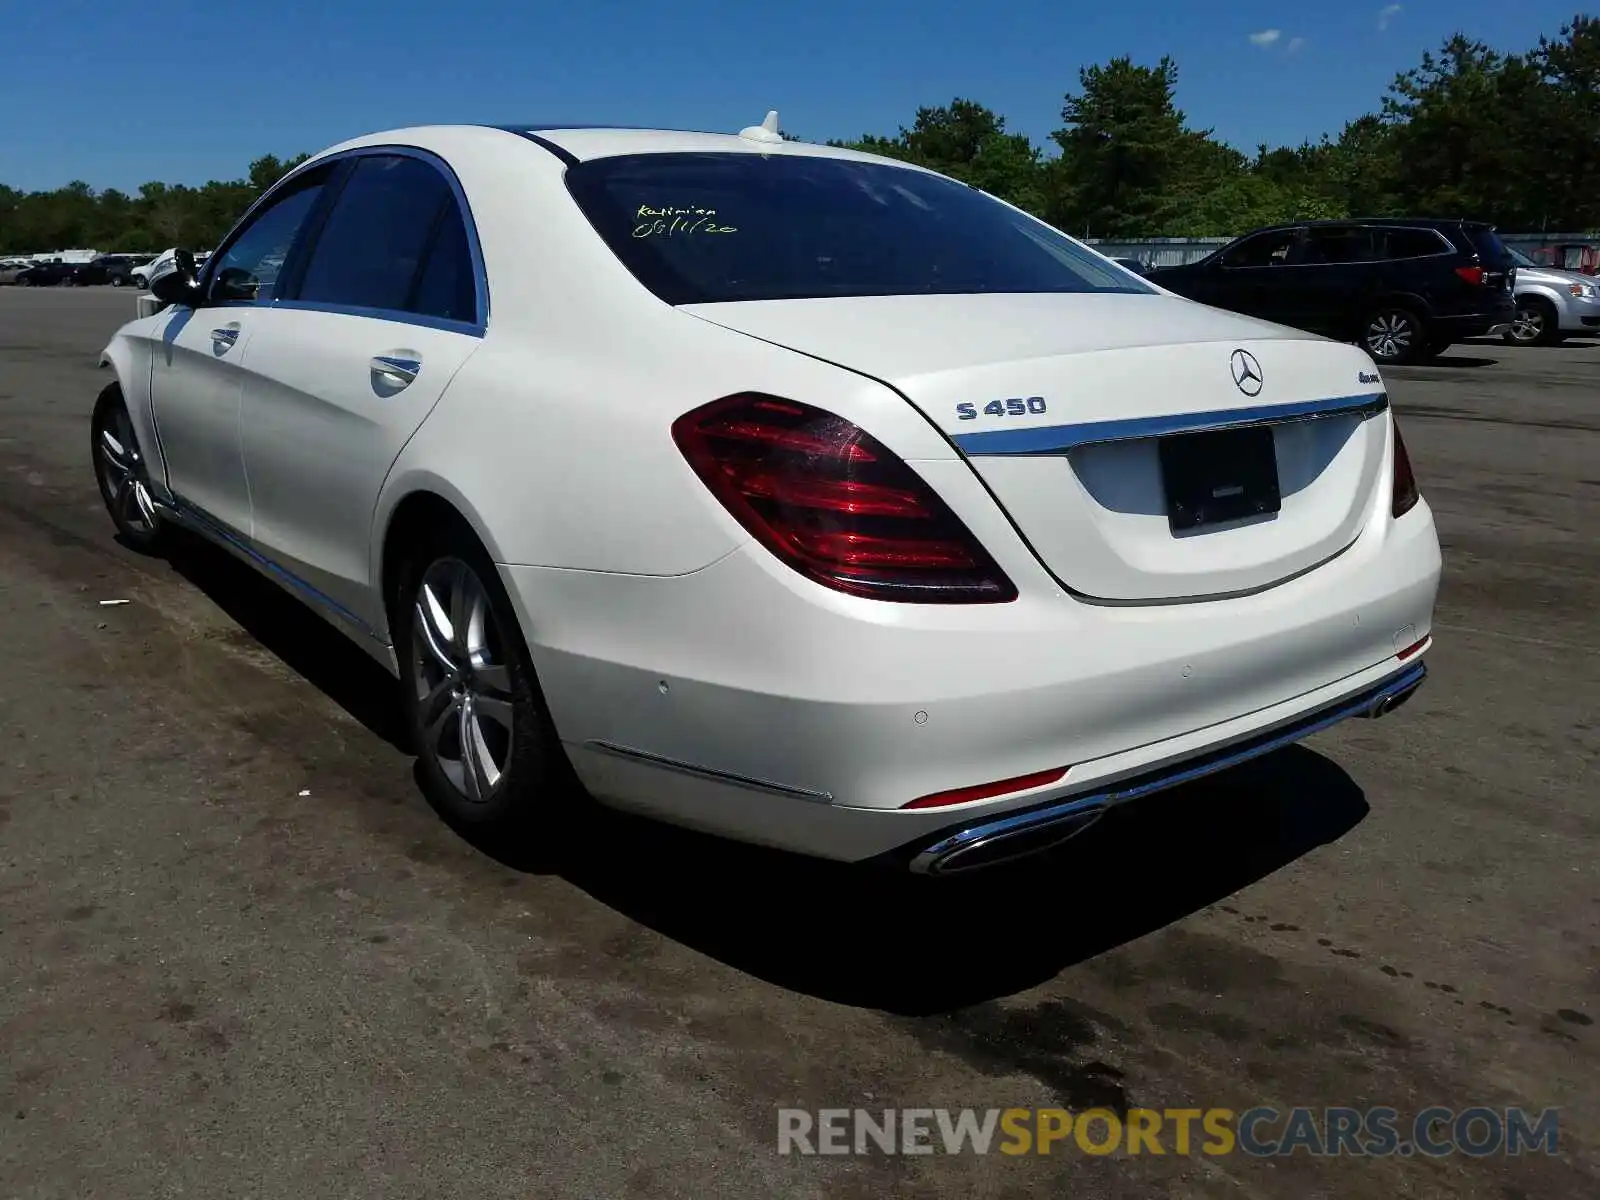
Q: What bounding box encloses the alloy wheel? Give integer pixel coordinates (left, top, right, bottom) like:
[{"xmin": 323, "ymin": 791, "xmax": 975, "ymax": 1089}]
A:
[
  {"xmin": 1510, "ymin": 303, "xmax": 1545, "ymax": 344},
  {"xmin": 410, "ymin": 557, "xmax": 518, "ymax": 804},
  {"xmin": 1365, "ymin": 311, "xmax": 1415, "ymax": 362},
  {"xmin": 96, "ymin": 402, "xmax": 159, "ymax": 535}
]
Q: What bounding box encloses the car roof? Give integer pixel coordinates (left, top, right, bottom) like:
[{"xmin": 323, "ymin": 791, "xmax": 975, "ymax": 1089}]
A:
[
  {"xmin": 1298, "ymin": 217, "xmax": 1490, "ymax": 230},
  {"xmin": 485, "ymin": 123, "xmax": 925, "ymax": 169}
]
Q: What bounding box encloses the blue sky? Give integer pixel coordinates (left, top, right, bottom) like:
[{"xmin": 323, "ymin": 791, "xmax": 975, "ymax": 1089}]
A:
[{"xmin": 0, "ymin": 0, "xmax": 1578, "ymax": 192}]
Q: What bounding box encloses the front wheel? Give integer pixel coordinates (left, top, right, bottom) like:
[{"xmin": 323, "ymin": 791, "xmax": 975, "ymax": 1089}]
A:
[
  {"xmin": 1506, "ymin": 297, "xmax": 1560, "ymax": 346},
  {"xmin": 110, "ymin": 276, "xmax": 123, "ymax": 287},
  {"xmin": 131, "ymin": 275, "xmax": 146, "ymax": 289},
  {"xmin": 1362, "ymin": 307, "xmax": 1425, "ymax": 365},
  {"xmin": 393, "ymin": 529, "xmax": 579, "ymax": 848},
  {"xmin": 90, "ymin": 385, "xmax": 165, "ymax": 552}
]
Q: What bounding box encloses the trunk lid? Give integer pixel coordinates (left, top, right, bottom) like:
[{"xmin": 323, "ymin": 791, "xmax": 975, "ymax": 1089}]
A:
[{"xmin": 683, "ymin": 293, "xmax": 1392, "ymax": 603}]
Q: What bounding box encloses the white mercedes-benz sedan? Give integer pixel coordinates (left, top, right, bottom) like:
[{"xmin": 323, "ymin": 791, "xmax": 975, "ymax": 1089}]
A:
[{"xmin": 94, "ymin": 117, "xmax": 1440, "ymax": 875}]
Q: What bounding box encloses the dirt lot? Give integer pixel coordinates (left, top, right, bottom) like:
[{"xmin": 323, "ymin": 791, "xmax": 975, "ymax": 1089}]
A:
[{"xmin": 1, "ymin": 286, "xmax": 1595, "ymax": 1198}]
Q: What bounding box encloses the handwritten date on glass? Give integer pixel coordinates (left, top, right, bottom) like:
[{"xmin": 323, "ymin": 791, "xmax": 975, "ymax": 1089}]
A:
[
  {"xmin": 956, "ymin": 397, "xmax": 1048, "ymax": 420},
  {"xmin": 632, "ymin": 205, "xmax": 737, "ymax": 238}
]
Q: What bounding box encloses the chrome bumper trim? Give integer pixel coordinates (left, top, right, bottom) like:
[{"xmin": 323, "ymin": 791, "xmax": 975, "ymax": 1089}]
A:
[
  {"xmin": 582, "ymin": 740, "xmax": 834, "ymax": 803},
  {"xmin": 908, "ymin": 660, "xmax": 1428, "ymax": 875}
]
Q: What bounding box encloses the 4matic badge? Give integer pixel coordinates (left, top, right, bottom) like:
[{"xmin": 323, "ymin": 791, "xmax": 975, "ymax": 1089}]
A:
[{"xmin": 956, "ymin": 396, "xmax": 1048, "ymax": 420}]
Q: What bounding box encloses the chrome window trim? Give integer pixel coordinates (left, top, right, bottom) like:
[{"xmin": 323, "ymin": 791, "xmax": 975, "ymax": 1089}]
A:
[
  {"xmin": 197, "ymin": 144, "xmax": 490, "ymax": 338},
  {"xmin": 951, "ymin": 391, "xmax": 1388, "ymax": 456}
]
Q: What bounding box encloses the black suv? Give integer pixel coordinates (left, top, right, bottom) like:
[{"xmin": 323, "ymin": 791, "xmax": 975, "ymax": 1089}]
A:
[
  {"xmin": 70, "ymin": 255, "xmax": 138, "ymax": 287},
  {"xmin": 1146, "ymin": 218, "xmax": 1517, "ymax": 364},
  {"xmin": 14, "ymin": 260, "xmax": 77, "ymax": 287}
]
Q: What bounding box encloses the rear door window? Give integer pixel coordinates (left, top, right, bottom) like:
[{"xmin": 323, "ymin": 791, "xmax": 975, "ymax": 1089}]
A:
[
  {"xmin": 294, "ymin": 154, "xmax": 473, "ymax": 319},
  {"xmin": 1378, "ymin": 229, "xmax": 1450, "ymax": 260},
  {"xmin": 1293, "ymin": 226, "xmax": 1380, "ymax": 265}
]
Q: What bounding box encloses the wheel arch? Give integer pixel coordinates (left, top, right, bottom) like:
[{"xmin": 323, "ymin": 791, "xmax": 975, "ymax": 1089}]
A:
[
  {"xmin": 1364, "ymin": 291, "xmax": 1431, "ymax": 320},
  {"xmin": 373, "ymin": 477, "xmax": 506, "ymax": 644},
  {"xmin": 97, "ymin": 333, "xmax": 171, "ymax": 500},
  {"xmin": 1513, "ymin": 282, "xmax": 1564, "ymax": 309}
]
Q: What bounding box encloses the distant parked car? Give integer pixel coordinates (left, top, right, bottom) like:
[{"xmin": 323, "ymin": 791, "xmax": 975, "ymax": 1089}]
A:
[
  {"xmin": 71, "ymin": 255, "xmax": 139, "ymax": 287},
  {"xmin": 1111, "ymin": 256, "xmax": 1148, "ymax": 275},
  {"xmin": 129, "ymin": 256, "xmax": 163, "ymax": 289},
  {"xmin": 1503, "ymin": 246, "xmax": 1600, "ymax": 345},
  {"xmin": 14, "ymin": 261, "xmax": 76, "ymax": 287},
  {"xmin": 1146, "ymin": 218, "xmax": 1517, "ymax": 365},
  {"xmin": 0, "ymin": 259, "xmax": 38, "ymax": 284}
]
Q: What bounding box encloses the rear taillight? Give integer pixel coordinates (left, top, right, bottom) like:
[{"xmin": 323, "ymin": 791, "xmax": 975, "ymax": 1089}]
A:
[
  {"xmin": 672, "ymin": 394, "xmax": 1017, "ymax": 603},
  {"xmin": 1391, "ymin": 414, "xmax": 1419, "ymax": 518},
  {"xmin": 1454, "ymin": 265, "xmax": 1486, "ymax": 285}
]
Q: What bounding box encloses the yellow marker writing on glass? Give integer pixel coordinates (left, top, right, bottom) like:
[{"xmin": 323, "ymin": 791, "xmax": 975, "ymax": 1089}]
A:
[{"xmin": 632, "ymin": 205, "xmax": 737, "ymax": 238}]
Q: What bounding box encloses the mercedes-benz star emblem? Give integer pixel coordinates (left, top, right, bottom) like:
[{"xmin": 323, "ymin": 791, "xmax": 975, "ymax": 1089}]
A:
[{"xmin": 1230, "ymin": 349, "xmax": 1264, "ymax": 396}]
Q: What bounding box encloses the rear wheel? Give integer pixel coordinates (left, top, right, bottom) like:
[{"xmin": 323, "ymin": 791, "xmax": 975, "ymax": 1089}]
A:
[
  {"xmin": 90, "ymin": 384, "xmax": 165, "ymax": 552},
  {"xmin": 392, "ymin": 524, "xmax": 579, "ymax": 847},
  {"xmin": 1507, "ymin": 296, "xmax": 1561, "ymax": 346},
  {"xmin": 1362, "ymin": 307, "xmax": 1425, "ymax": 365}
]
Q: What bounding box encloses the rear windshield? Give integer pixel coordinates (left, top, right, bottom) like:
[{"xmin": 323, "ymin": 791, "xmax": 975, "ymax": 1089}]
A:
[
  {"xmin": 564, "ymin": 152, "xmax": 1151, "ymax": 305},
  {"xmin": 1468, "ymin": 226, "xmax": 1511, "ymax": 262}
]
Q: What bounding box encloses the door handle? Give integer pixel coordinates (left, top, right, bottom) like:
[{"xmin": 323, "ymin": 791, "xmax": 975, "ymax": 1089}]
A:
[{"xmin": 371, "ymin": 355, "xmax": 421, "ymax": 387}]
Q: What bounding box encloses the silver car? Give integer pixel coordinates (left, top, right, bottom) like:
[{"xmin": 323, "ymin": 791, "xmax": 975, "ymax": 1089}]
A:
[
  {"xmin": 1506, "ymin": 246, "xmax": 1600, "ymax": 345},
  {"xmin": 0, "ymin": 259, "xmax": 37, "ymax": 285}
]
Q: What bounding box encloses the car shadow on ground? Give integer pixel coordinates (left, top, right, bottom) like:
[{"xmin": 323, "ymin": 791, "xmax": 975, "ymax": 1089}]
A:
[
  {"xmin": 1408, "ymin": 353, "xmax": 1499, "ymax": 369},
  {"xmin": 553, "ymin": 743, "xmax": 1369, "ymax": 1013},
  {"xmin": 154, "ymin": 526, "xmax": 411, "ymax": 752},
  {"xmin": 153, "ymin": 523, "xmax": 1371, "ymax": 1014}
]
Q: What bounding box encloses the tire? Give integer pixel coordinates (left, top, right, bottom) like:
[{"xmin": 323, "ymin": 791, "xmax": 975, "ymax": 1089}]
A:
[
  {"xmin": 131, "ymin": 275, "xmax": 146, "ymax": 289},
  {"xmin": 1362, "ymin": 307, "xmax": 1425, "ymax": 365},
  {"xmin": 90, "ymin": 384, "xmax": 165, "ymax": 553},
  {"xmin": 391, "ymin": 522, "xmax": 580, "ymax": 846},
  {"xmin": 110, "ymin": 276, "xmax": 123, "ymax": 287},
  {"xmin": 16, "ymin": 276, "xmax": 30, "ymax": 287},
  {"xmin": 1506, "ymin": 296, "xmax": 1561, "ymax": 346}
]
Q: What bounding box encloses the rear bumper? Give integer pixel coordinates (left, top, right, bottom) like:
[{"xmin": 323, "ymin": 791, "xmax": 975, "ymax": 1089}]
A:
[
  {"xmin": 500, "ymin": 487, "xmax": 1442, "ymax": 865},
  {"xmin": 902, "ymin": 659, "xmax": 1426, "ymax": 874},
  {"xmin": 1431, "ymin": 306, "xmax": 1515, "ymax": 339}
]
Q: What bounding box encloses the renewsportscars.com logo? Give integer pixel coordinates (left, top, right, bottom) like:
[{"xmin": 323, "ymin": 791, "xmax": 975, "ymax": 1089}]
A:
[{"xmin": 777, "ymin": 1106, "xmax": 1561, "ymax": 1158}]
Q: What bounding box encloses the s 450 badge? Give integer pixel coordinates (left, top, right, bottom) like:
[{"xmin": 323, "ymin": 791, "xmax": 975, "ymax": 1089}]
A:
[{"xmin": 957, "ymin": 397, "xmax": 1047, "ymax": 420}]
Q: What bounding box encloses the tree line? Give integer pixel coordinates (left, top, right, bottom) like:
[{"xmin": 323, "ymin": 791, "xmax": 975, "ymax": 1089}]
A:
[{"xmin": 3, "ymin": 14, "xmax": 1595, "ymax": 255}]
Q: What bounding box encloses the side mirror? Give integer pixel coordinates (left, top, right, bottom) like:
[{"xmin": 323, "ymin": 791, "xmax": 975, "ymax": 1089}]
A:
[{"xmin": 150, "ymin": 249, "xmax": 205, "ymax": 308}]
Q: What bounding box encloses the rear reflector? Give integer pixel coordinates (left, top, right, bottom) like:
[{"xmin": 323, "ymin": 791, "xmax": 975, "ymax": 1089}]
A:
[
  {"xmin": 1397, "ymin": 636, "xmax": 1429, "ymax": 660},
  {"xmin": 903, "ymin": 766, "xmax": 1069, "ymax": 810},
  {"xmin": 672, "ymin": 394, "xmax": 1017, "ymax": 603}
]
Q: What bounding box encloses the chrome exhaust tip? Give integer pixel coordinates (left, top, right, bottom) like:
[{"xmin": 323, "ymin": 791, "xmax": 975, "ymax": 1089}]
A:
[
  {"xmin": 916, "ymin": 806, "xmax": 1107, "ymax": 876},
  {"xmin": 1365, "ymin": 686, "xmax": 1418, "ymax": 719}
]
